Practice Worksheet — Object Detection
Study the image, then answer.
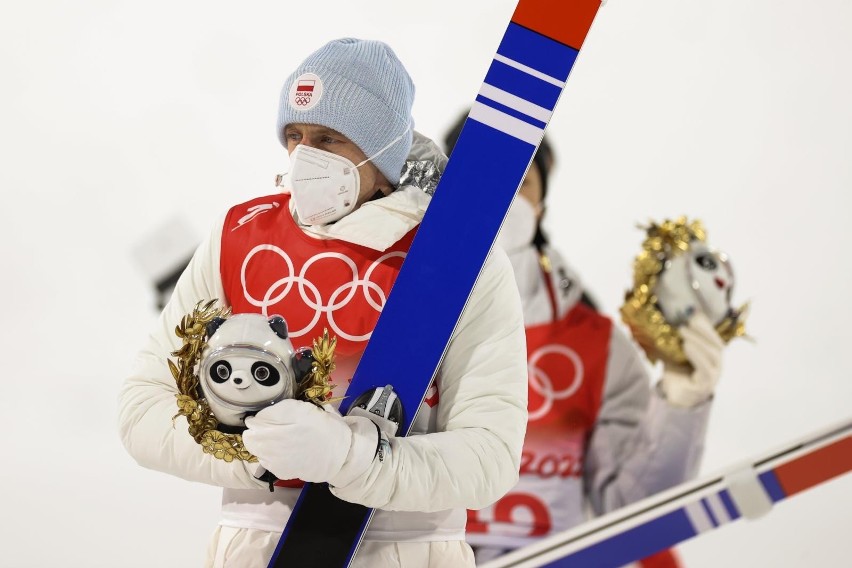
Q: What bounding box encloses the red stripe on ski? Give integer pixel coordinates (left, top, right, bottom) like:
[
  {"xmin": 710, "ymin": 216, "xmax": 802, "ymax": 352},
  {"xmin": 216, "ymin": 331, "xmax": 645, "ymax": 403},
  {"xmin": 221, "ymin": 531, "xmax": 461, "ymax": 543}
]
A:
[
  {"xmin": 511, "ymin": 0, "xmax": 600, "ymax": 50},
  {"xmin": 773, "ymin": 434, "xmax": 852, "ymax": 496}
]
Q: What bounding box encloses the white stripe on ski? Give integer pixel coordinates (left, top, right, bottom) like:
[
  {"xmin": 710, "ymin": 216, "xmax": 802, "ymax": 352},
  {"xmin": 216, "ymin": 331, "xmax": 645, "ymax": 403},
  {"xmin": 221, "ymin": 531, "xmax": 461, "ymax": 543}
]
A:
[
  {"xmin": 705, "ymin": 494, "xmax": 732, "ymax": 526},
  {"xmin": 493, "ymin": 53, "xmax": 566, "ymax": 87},
  {"xmin": 469, "ymin": 101, "xmax": 543, "ymax": 145},
  {"xmin": 684, "ymin": 501, "xmax": 714, "ymax": 533},
  {"xmin": 479, "ymin": 83, "xmax": 553, "ymax": 123}
]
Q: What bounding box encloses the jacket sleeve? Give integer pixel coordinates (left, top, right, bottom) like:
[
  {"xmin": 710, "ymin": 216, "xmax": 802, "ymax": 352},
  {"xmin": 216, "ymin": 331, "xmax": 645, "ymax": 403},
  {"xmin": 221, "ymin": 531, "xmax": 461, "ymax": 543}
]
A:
[
  {"xmin": 583, "ymin": 325, "xmax": 711, "ymax": 515},
  {"xmin": 331, "ymin": 248, "xmax": 529, "ymax": 511},
  {"xmin": 117, "ymin": 216, "xmax": 267, "ymax": 490}
]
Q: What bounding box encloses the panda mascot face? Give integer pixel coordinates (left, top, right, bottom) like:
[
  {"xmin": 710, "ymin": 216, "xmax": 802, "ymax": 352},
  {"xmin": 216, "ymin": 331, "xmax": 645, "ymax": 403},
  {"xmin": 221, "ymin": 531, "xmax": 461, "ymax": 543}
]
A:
[
  {"xmin": 199, "ymin": 313, "xmax": 298, "ymax": 428},
  {"xmin": 655, "ymin": 242, "xmax": 735, "ymax": 327}
]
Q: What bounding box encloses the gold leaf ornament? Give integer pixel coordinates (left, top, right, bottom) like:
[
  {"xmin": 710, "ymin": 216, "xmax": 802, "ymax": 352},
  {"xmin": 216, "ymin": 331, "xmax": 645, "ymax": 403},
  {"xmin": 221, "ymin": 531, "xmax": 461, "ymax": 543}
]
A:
[
  {"xmin": 168, "ymin": 300, "xmax": 257, "ymax": 463},
  {"xmin": 297, "ymin": 328, "xmax": 342, "ymax": 406}
]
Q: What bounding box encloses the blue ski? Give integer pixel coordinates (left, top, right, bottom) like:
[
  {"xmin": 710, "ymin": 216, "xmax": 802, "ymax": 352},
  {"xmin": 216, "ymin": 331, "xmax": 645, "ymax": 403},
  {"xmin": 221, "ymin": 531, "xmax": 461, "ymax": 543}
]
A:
[
  {"xmin": 269, "ymin": 2, "xmax": 604, "ymax": 566},
  {"xmin": 480, "ymin": 419, "xmax": 852, "ymax": 568}
]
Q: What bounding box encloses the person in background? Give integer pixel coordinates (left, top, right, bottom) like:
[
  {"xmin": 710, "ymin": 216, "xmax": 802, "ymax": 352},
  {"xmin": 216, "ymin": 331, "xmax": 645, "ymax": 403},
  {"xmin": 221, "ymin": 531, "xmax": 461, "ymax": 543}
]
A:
[
  {"xmin": 119, "ymin": 40, "xmax": 529, "ymax": 568},
  {"xmin": 444, "ymin": 114, "xmax": 725, "ymax": 567}
]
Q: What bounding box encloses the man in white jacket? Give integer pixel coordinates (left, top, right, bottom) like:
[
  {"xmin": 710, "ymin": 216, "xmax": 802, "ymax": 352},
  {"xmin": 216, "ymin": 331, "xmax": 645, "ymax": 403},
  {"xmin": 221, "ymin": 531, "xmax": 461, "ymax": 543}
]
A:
[{"xmin": 119, "ymin": 38, "xmax": 528, "ymax": 568}]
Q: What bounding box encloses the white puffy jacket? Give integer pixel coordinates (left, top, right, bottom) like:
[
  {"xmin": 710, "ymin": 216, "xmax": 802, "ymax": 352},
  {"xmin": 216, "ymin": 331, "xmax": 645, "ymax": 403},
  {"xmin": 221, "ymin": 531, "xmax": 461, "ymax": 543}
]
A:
[{"xmin": 118, "ymin": 133, "xmax": 528, "ymax": 565}]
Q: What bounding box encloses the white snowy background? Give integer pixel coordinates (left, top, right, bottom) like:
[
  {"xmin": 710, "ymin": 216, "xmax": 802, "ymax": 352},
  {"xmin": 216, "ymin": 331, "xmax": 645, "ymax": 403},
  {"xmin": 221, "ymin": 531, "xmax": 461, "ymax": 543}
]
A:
[{"xmin": 1, "ymin": 0, "xmax": 850, "ymax": 566}]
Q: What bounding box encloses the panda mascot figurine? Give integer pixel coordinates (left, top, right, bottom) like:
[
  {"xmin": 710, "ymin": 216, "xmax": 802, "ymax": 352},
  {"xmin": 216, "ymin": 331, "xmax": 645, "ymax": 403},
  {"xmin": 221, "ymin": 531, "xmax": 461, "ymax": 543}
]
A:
[
  {"xmin": 198, "ymin": 313, "xmax": 313, "ymax": 432},
  {"xmin": 654, "ymin": 239, "xmax": 736, "ymax": 328},
  {"xmin": 170, "ymin": 303, "xmax": 399, "ymax": 467},
  {"xmin": 621, "ymin": 217, "xmax": 747, "ymax": 366}
]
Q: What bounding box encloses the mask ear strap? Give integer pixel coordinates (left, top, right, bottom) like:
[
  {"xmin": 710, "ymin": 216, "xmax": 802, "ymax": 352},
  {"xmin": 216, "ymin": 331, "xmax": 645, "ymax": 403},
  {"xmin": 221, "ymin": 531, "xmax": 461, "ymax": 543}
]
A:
[{"xmin": 355, "ymin": 125, "xmax": 412, "ymax": 168}]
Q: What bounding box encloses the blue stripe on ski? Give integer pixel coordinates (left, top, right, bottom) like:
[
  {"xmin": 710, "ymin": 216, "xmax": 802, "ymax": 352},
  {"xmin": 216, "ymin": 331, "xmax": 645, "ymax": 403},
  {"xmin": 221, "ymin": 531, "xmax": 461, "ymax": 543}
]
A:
[
  {"xmin": 541, "ymin": 509, "xmax": 697, "ymax": 567},
  {"xmin": 759, "ymin": 470, "xmax": 788, "ymax": 502},
  {"xmin": 475, "ymin": 94, "xmax": 548, "ymax": 129},
  {"xmin": 498, "ymin": 22, "xmax": 579, "ymax": 81},
  {"xmin": 719, "ymin": 489, "xmax": 741, "ymax": 521},
  {"xmin": 700, "ymin": 499, "xmax": 718, "ymax": 527},
  {"xmin": 484, "ymin": 59, "xmax": 563, "ymax": 110}
]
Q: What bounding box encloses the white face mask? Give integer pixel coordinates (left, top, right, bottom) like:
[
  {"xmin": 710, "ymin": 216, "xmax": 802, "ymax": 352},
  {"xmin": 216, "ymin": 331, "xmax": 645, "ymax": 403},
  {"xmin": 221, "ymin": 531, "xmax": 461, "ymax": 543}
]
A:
[
  {"xmin": 289, "ymin": 145, "xmax": 364, "ymax": 226},
  {"xmin": 287, "ymin": 127, "xmax": 412, "ymax": 226},
  {"xmin": 497, "ymin": 195, "xmax": 538, "ymax": 253}
]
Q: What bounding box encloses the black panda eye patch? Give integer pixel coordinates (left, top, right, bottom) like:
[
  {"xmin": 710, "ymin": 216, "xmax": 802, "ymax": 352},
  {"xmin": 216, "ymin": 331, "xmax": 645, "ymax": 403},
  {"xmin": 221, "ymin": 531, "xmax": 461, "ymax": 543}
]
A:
[
  {"xmin": 211, "ymin": 361, "xmax": 232, "ymax": 383},
  {"xmin": 252, "ymin": 362, "xmax": 280, "ymax": 386},
  {"xmin": 695, "ymin": 253, "xmax": 718, "ymax": 271}
]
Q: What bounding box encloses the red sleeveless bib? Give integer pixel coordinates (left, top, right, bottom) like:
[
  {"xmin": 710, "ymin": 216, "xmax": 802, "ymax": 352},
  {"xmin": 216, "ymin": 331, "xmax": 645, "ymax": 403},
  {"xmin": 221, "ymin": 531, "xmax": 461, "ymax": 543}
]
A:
[
  {"xmin": 524, "ymin": 302, "xmax": 611, "ymax": 435},
  {"xmin": 467, "ymin": 303, "xmax": 612, "ymax": 538},
  {"xmin": 219, "ymin": 194, "xmax": 416, "ymax": 356}
]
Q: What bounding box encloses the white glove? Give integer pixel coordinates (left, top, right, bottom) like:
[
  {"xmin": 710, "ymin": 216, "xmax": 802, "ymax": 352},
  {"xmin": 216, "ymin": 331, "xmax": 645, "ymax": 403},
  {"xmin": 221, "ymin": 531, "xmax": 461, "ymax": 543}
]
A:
[
  {"xmin": 243, "ymin": 399, "xmax": 380, "ymax": 485},
  {"xmin": 659, "ymin": 312, "xmax": 725, "ymax": 408}
]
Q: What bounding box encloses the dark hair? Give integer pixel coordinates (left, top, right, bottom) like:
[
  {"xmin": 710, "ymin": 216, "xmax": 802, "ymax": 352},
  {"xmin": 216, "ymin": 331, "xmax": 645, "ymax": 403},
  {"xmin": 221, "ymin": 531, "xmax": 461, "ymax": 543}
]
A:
[{"xmin": 442, "ymin": 111, "xmax": 553, "ymax": 251}]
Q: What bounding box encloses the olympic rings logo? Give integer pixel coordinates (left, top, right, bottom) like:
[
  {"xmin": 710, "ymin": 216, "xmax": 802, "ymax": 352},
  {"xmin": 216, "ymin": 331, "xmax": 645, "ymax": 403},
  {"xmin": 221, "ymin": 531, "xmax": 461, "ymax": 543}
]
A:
[
  {"xmin": 240, "ymin": 244, "xmax": 405, "ymax": 342},
  {"xmin": 527, "ymin": 345, "xmax": 584, "ymax": 422},
  {"xmin": 294, "ymin": 95, "xmax": 312, "ymax": 106}
]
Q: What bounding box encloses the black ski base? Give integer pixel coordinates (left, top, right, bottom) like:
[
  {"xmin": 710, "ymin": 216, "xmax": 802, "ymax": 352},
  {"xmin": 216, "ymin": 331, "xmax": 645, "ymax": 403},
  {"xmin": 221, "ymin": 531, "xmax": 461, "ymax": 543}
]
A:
[{"xmin": 270, "ymin": 483, "xmax": 372, "ymax": 568}]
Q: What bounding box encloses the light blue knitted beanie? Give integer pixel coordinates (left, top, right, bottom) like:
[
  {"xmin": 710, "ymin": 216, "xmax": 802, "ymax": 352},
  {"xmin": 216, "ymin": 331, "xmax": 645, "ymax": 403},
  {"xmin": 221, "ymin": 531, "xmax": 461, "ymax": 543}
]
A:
[{"xmin": 277, "ymin": 38, "xmax": 415, "ymax": 185}]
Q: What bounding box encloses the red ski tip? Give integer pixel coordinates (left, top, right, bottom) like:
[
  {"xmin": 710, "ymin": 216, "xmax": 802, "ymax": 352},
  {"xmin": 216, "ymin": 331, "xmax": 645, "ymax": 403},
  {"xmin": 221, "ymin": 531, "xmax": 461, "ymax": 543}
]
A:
[{"xmin": 512, "ymin": 0, "xmax": 601, "ymax": 50}]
